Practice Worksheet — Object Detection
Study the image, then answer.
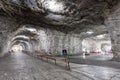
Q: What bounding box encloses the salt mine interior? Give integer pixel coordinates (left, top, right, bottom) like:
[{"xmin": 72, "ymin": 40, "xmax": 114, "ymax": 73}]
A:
[{"xmin": 0, "ymin": 0, "xmax": 120, "ymax": 80}]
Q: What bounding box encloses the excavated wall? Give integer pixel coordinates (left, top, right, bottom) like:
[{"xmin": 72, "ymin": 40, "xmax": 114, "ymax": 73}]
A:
[
  {"xmin": 0, "ymin": 15, "xmax": 19, "ymax": 56},
  {"xmin": 106, "ymin": 3, "xmax": 120, "ymax": 61},
  {"xmin": 0, "ymin": 15, "xmax": 83, "ymax": 56}
]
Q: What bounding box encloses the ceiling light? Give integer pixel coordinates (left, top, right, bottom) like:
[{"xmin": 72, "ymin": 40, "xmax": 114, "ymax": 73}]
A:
[
  {"xmin": 86, "ymin": 30, "xmax": 94, "ymax": 34},
  {"xmin": 46, "ymin": 13, "xmax": 64, "ymax": 20},
  {"xmin": 96, "ymin": 34, "xmax": 104, "ymax": 38},
  {"xmin": 12, "ymin": 35, "xmax": 29, "ymax": 40},
  {"xmin": 26, "ymin": 28, "xmax": 36, "ymax": 32}
]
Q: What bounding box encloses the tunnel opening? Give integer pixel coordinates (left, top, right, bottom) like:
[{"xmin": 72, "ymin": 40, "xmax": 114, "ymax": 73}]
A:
[
  {"xmin": 11, "ymin": 44, "xmax": 23, "ymax": 53},
  {"xmin": 82, "ymin": 33, "xmax": 113, "ymax": 61},
  {"xmin": 6, "ymin": 26, "xmax": 43, "ymax": 55}
]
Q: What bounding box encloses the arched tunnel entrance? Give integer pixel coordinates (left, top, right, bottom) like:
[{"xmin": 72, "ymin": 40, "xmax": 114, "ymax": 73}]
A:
[
  {"xmin": 11, "ymin": 45, "xmax": 23, "ymax": 52},
  {"xmin": 7, "ymin": 27, "xmax": 41, "ymax": 53},
  {"xmin": 82, "ymin": 33, "xmax": 113, "ymax": 60}
]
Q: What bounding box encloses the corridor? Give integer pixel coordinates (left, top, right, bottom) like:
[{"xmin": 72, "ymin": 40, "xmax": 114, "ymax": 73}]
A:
[
  {"xmin": 0, "ymin": 0, "xmax": 120, "ymax": 80},
  {"xmin": 0, "ymin": 52, "xmax": 88, "ymax": 80},
  {"xmin": 0, "ymin": 52, "xmax": 120, "ymax": 80}
]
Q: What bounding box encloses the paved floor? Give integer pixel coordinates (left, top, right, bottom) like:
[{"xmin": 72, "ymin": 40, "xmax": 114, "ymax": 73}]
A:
[
  {"xmin": 68, "ymin": 53, "xmax": 113, "ymax": 60},
  {"xmin": 0, "ymin": 52, "xmax": 120, "ymax": 80}
]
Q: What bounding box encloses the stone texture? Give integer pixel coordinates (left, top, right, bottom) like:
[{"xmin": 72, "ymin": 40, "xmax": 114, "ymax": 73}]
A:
[
  {"xmin": 9, "ymin": 25, "xmax": 83, "ymax": 55},
  {"xmin": 0, "ymin": 0, "xmax": 120, "ymax": 62},
  {"xmin": 0, "ymin": 0, "xmax": 119, "ymax": 31},
  {"xmin": 0, "ymin": 15, "xmax": 20, "ymax": 56},
  {"xmin": 106, "ymin": 2, "xmax": 120, "ymax": 61},
  {"xmin": 0, "ymin": 52, "xmax": 120, "ymax": 80}
]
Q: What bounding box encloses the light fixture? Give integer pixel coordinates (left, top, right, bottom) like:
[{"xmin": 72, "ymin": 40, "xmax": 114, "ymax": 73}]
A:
[
  {"xmin": 86, "ymin": 30, "xmax": 94, "ymax": 35},
  {"xmin": 26, "ymin": 28, "xmax": 36, "ymax": 32},
  {"xmin": 96, "ymin": 34, "xmax": 104, "ymax": 39},
  {"xmin": 12, "ymin": 35, "xmax": 29, "ymax": 41},
  {"xmin": 46, "ymin": 13, "xmax": 64, "ymax": 20}
]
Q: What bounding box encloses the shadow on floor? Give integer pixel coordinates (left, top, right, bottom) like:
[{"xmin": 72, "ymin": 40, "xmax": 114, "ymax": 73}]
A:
[{"xmin": 68, "ymin": 58, "xmax": 120, "ymax": 69}]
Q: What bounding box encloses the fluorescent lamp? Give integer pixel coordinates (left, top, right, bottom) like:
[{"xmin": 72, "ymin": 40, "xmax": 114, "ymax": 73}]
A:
[{"xmin": 86, "ymin": 30, "xmax": 94, "ymax": 34}]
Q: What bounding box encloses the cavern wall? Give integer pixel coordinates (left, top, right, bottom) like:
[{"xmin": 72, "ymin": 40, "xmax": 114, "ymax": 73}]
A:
[
  {"xmin": 106, "ymin": 3, "xmax": 120, "ymax": 61},
  {"xmin": 0, "ymin": 15, "xmax": 19, "ymax": 56},
  {"xmin": 32, "ymin": 27, "xmax": 83, "ymax": 55},
  {"xmin": 0, "ymin": 15, "xmax": 83, "ymax": 56}
]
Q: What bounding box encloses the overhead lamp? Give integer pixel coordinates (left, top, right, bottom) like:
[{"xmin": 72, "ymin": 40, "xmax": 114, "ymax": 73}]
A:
[
  {"xmin": 12, "ymin": 35, "xmax": 29, "ymax": 41},
  {"xmin": 86, "ymin": 30, "xmax": 94, "ymax": 35},
  {"xmin": 96, "ymin": 34, "xmax": 104, "ymax": 39},
  {"xmin": 26, "ymin": 28, "xmax": 36, "ymax": 32},
  {"xmin": 46, "ymin": 13, "xmax": 64, "ymax": 20}
]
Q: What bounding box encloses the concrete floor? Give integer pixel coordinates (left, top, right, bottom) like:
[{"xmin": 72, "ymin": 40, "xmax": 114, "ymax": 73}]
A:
[
  {"xmin": 68, "ymin": 53, "xmax": 113, "ymax": 60},
  {"xmin": 0, "ymin": 52, "xmax": 120, "ymax": 80}
]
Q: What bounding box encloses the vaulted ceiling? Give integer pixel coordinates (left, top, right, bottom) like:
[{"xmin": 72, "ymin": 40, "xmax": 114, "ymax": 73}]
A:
[{"xmin": 0, "ymin": 0, "xmax": 119, "ymax": 33}]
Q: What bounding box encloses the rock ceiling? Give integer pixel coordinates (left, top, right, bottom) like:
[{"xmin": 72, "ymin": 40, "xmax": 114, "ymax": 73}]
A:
[{"xmin": 0, "ymin": 0, "xmax": 119, "ymax": 33}]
